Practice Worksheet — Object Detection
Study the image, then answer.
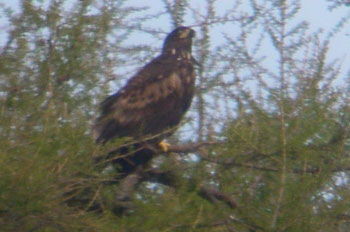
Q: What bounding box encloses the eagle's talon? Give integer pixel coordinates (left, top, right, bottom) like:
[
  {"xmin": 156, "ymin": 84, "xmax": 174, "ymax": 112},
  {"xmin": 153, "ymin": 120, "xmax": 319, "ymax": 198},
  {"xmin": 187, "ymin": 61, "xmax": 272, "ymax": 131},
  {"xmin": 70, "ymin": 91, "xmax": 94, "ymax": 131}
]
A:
[{"xmin": 158, "ymin": 141, "xmax": 170, "ymax": 152}]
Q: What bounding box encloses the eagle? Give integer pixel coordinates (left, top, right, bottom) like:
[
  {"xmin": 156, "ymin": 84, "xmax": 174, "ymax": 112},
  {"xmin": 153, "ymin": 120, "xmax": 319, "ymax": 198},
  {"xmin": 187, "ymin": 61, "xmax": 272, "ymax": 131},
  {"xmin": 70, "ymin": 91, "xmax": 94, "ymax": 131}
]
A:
[{"xmin": 93, "ymin": 26, "xmax": 196, "ymax": 174}]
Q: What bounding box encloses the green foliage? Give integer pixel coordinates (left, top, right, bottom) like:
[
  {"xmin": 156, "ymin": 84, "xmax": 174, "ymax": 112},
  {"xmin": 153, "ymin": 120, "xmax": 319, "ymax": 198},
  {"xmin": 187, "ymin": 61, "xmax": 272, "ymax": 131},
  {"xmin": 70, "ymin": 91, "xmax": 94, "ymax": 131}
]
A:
[
  {"xmin": 1, "ymin": 0, "xmax": 350, "ymax": 231},
  {"xmin": 0, "ymin": 0, "xmax": 142, "ymax": 231}
]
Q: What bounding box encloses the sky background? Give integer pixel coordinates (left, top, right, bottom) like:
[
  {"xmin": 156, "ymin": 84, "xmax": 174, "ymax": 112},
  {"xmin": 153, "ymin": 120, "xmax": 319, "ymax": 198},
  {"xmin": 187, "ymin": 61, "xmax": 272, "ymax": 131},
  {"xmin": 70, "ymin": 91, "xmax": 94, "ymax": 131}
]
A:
[
  {"xmin": 0, "ymin": 0, "xmax": 349, "ymax": 143},
  {"xmin": 1, "ymin": 0, "xmax": 349, "ymax": 81}
]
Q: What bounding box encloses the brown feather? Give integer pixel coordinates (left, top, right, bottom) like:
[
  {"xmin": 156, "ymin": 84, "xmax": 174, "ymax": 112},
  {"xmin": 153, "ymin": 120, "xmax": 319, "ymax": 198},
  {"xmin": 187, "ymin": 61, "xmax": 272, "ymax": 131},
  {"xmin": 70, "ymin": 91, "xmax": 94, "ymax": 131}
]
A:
[{"xmin": 93, "ymin": 27, "xmax": 196, "ymax": 144}]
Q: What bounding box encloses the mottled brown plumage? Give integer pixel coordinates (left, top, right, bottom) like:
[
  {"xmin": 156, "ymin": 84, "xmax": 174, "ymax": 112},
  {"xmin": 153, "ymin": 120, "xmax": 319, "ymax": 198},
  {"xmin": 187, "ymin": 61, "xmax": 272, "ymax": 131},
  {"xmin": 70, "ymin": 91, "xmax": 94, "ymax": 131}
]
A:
[{"xmin": 93, "ymin": 27, "xmax": 196, "ymax": 145}]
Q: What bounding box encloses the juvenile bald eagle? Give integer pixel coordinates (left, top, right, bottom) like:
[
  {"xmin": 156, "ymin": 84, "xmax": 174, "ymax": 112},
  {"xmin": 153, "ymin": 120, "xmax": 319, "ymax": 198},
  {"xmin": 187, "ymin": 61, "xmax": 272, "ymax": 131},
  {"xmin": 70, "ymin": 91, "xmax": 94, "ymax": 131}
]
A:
[
  {"xmin": 93, "ymin": 27, "xmax": 196, "ymax": 144},
  {"xmin": 93, "ymin": 27, "xmax": 196, "ymax": 173}
]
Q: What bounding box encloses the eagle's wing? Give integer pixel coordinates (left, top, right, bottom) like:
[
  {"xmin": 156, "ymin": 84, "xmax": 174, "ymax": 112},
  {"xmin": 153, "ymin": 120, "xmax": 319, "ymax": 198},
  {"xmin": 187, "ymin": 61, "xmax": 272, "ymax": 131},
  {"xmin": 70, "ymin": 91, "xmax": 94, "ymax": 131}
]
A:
[{"xmin": 93, "ymin": 55, "xmax": 195, "ymax": 143}]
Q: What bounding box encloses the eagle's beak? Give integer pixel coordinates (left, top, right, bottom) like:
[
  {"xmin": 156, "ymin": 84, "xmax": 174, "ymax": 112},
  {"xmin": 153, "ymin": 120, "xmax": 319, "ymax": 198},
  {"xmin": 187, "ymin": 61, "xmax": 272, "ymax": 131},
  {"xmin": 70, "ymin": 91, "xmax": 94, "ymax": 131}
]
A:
[{"xmin": 179, "ymin": 28, "xmax": 195, "ymax": 39}]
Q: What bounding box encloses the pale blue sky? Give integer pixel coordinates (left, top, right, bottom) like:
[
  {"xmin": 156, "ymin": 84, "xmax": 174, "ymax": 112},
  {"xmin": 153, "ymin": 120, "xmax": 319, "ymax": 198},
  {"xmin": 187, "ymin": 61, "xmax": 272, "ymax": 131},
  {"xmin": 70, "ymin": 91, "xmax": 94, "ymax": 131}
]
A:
[
  {"xmin": 1, "ymin": 0, "xmax": 349, "ymax": 142},
  {"xmin": 1, "ymin": 0, "xmax": 349, "ymax": 79}
]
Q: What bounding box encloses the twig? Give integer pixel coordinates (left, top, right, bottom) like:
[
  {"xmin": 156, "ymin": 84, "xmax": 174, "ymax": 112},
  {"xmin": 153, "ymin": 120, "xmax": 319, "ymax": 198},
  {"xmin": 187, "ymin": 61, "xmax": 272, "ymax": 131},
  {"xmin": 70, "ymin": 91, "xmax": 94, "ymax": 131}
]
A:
[{"xmin": 85, "ymin": 185, "xmax": 102, "ymax": 211}]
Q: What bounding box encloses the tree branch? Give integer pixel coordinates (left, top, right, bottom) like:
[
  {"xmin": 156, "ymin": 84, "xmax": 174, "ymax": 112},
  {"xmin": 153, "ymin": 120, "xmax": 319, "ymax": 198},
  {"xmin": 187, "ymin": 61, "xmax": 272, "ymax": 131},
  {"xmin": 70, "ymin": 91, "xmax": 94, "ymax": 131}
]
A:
[
  {"xmin": 169, "ymin": 142, "xmax": 350, "ymax": 174},
  {"xmin": 168, "ymin": 141, "xmax": 226, "ymax": 153},
  {"xmin": 198, "ymin": 186, "xmax": 237, "ymax": 209}
]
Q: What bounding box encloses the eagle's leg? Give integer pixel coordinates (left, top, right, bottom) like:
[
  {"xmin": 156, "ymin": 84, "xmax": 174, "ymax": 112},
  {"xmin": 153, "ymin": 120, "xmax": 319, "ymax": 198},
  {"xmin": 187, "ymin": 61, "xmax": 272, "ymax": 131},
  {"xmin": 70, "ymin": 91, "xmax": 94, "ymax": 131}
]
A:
[{"xmin": 158, "ymin": 140, "xmax": 170, "ymax": 152}]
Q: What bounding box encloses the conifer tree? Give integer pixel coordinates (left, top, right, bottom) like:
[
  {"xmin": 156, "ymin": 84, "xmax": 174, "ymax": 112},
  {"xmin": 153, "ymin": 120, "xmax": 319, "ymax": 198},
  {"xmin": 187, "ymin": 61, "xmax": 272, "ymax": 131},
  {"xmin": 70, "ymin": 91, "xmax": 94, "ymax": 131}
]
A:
[{"xmin": 1, "ymin": 0, "xmax": 350, "ymax": 231}]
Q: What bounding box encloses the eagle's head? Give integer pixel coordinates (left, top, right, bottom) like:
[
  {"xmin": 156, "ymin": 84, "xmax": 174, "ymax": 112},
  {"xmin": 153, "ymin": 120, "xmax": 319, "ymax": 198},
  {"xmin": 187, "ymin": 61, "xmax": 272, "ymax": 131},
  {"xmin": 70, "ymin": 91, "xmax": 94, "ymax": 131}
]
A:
[{"xmin": 162, "ymin": 26, "xmax": 195, "ymax": 55}]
